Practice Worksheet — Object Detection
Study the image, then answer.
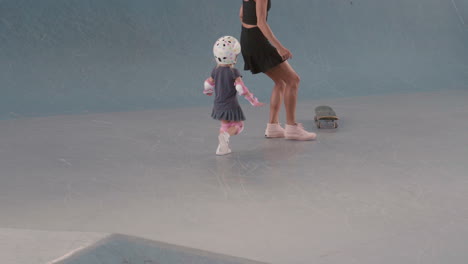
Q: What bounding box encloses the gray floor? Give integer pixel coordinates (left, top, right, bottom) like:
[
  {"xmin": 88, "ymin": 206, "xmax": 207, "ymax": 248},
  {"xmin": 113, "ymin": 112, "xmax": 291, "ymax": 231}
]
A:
[{"xmin": 1, "ymin": 90, "xmax": 468, "ymax": 264}]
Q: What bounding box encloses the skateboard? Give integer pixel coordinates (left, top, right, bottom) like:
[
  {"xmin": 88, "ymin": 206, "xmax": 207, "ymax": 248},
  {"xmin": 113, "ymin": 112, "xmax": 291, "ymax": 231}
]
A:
[{"xmin": 314, "ymin": 105, "xmax": 339, "ymax": 129}]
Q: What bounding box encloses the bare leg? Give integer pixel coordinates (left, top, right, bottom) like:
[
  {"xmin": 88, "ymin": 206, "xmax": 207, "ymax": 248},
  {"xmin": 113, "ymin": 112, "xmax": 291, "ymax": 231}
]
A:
[
  {"xmin": 220, "ymin": 120, "xmax": 239, "ymax": 136},
  {"xmin": 265, "ymin": 61, "xmax": 300, "ymax": 125},
  {"xmin": 264, "ymin": 78, "xmax": 285, "ymax": 124}
]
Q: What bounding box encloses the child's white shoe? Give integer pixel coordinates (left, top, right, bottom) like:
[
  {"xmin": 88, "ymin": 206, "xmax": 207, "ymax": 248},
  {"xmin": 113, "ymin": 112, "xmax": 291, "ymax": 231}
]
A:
[{"xmin": 216, "ymin": 132, "xmax": 232, "ymax": 155}]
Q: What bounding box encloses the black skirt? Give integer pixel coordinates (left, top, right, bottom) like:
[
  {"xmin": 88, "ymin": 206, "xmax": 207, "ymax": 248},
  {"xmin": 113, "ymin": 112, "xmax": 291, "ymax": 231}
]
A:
[{"xmin": 240, "ymin": 26, "xmax": 285, "ymax": 74}]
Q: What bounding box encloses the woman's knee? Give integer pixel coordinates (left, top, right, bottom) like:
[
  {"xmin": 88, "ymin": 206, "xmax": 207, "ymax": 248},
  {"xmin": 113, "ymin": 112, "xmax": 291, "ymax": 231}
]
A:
[
  {"xmin": 286, "ymin": 75, "xmax": 301, "ymax": 91},
  {"xmin": 266, "ymin": 63, "xmax": 299, "ymax": 88},
  {"xmin": 274, "ymin": 80, "xmax": 286, "ymax": 92},
  {"xmin": 286, "ymin": 73, "xmax": 300, "ymax": 87},
  {"xmin": 295, "ymin": 74, "xmax": 301, "ymax": 85},
  {"xmin": 291, "ymin": 73, "xmax": 301, "ymax": 86}
]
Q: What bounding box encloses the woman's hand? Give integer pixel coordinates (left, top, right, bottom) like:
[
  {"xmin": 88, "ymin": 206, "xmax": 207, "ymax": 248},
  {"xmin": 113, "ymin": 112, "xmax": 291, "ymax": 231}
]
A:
[{"xmin": 277, "ymin": 46, "xmax": 293, "ymax": 61}]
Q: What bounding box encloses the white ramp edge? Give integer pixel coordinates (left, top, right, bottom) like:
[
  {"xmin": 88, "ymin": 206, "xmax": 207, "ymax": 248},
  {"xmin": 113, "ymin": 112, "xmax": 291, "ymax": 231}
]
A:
[
  {"xmin": 0, "ymin": 228, "xmax": 108, "ymax": 264},
  {"xmin": 51, "ymin": 233, "xmax": 269, "ymax": 264}
]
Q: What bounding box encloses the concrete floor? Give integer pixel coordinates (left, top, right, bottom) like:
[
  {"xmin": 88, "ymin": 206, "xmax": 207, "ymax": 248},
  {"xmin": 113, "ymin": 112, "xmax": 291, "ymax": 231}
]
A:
[{"xmin": 1, "ymin": 90, "xmax": 468, "ymax": 264}]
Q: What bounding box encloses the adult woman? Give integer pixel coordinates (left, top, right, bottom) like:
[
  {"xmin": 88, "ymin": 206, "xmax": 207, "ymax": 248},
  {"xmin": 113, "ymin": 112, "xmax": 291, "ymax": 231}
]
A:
[{"xmin": 239, "ymin": 0, "xmax": 316, "ymax": 140}]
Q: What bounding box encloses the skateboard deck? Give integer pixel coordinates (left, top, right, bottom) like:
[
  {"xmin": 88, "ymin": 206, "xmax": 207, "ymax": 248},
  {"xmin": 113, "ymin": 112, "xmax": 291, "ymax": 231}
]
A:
[{"xmin": 314, "ymin": 105, "xmax": 339, "ymax": 128}]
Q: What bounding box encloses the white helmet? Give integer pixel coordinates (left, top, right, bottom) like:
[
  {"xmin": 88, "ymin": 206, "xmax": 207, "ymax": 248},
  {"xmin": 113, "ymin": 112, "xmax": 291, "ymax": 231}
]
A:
[{"xmin": 213, "ymin": 36, "xmax": 241, "ymax": 65}]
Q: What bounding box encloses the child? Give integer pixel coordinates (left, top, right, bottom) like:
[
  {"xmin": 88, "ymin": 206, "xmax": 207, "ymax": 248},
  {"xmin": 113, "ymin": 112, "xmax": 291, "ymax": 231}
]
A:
[{"xmin": 203, "ymin": 36, "xmax": 264, "ymax": 155}]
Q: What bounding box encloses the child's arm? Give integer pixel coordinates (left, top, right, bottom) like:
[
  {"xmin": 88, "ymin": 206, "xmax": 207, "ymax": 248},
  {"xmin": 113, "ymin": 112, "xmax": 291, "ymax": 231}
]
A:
[
  {"xmin": 234, "ymin": 77, "xmax": 264, "ymax": 107},
  {"xmin": 203, "ymin": 77, "xmax": 214, "ymax": 96}
]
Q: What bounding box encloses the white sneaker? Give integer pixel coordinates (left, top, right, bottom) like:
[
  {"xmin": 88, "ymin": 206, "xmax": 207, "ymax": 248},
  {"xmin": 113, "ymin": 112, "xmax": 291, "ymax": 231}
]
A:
[
  {"xmin": 265, "ymin": 123, "xmax": 286, "ymax": 138},
  {"xmin": 284, "ymin": 123, "xmax": 317, "ymax": 141},
  {"xmin": 216, "ymin": 132, "xmax": 232, "ymax": 155}
]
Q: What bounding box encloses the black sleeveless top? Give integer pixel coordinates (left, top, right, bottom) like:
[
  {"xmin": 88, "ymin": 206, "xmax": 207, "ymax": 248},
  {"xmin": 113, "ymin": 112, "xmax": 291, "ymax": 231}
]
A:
[{"xmin": 242, "ymin": 0, "xmax": 271, "ymax": 25}]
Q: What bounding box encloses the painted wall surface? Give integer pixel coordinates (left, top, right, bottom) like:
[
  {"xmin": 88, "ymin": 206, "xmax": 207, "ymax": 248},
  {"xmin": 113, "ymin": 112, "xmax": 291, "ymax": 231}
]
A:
[{"xmin": 1, "ymin": 0, "xmax": 467, "ymax": 119}]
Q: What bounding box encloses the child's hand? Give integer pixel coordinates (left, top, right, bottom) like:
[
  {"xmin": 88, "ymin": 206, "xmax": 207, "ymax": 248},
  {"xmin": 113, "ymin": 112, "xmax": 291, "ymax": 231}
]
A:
[
  {"xmin": 245, "ymin": 93, "xmax": 264, "ymax": 107},
  {"xmin": 252, "ymin": 101, "xmax": 264, "ymax": 107}
]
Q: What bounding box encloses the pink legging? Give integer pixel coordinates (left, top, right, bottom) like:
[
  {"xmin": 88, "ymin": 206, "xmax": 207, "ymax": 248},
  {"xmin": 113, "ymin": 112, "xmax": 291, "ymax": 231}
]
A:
[{"xmin": 220, "ymin": 121, "xmax": 244, "ymax": 135}]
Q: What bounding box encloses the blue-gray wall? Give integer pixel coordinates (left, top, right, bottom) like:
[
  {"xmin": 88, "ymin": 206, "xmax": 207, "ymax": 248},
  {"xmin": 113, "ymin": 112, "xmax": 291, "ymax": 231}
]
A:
[{"xmin": 1, "ymin": 0, "xmax": 467, "ymax": 119}]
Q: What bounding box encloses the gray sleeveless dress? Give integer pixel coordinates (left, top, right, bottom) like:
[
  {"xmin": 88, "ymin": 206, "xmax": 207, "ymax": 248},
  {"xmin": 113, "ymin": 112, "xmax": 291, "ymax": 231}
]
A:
[{"xmin": 210, "ymin": 66, "xmax": 246, "ymax": 122}]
